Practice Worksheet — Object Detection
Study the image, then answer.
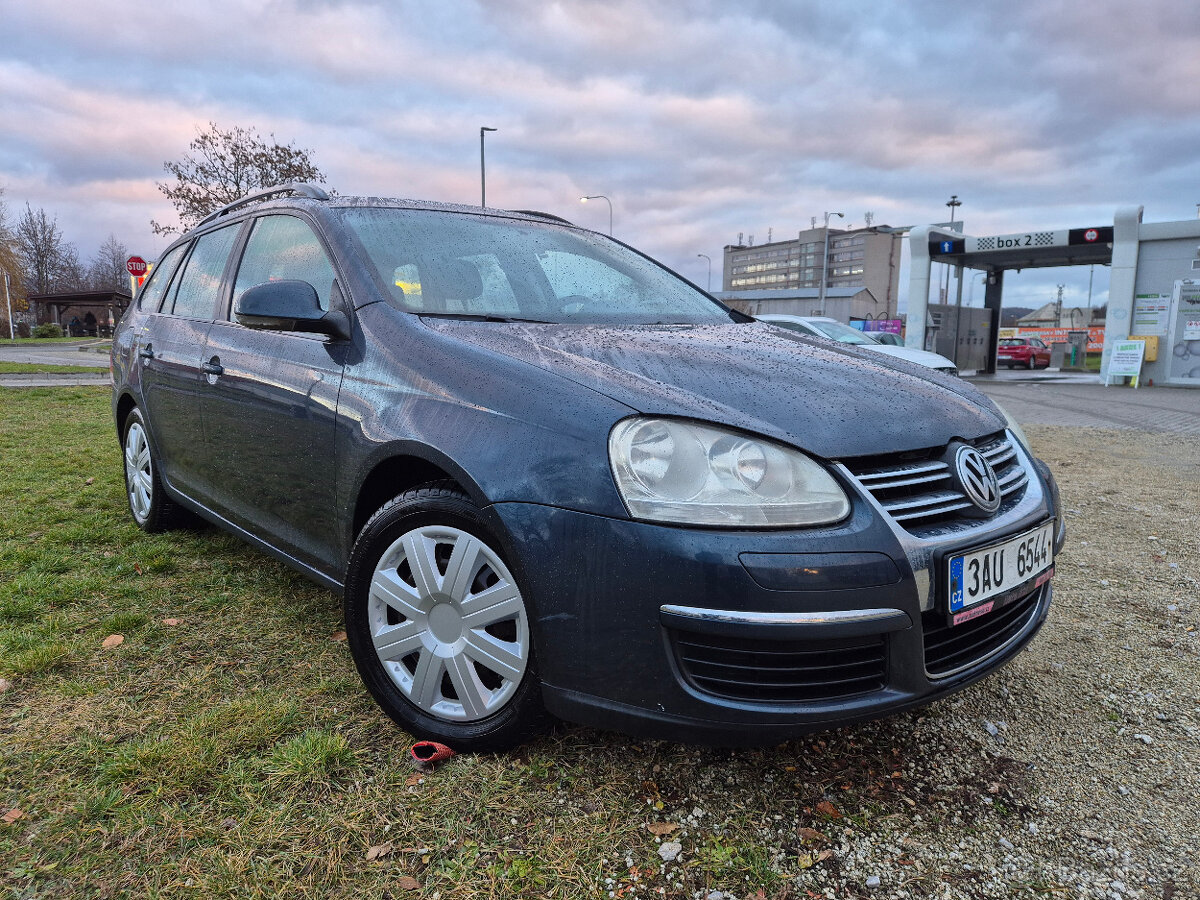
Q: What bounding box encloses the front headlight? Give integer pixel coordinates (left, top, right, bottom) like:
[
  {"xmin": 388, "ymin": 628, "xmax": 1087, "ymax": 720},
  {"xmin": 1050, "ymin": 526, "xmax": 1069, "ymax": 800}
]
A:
[
  {"xmin": 608, "ymin": 417, "xmax": 850, "ymax": 527},
  {"xmin": 993, "ymin": 401, "xmax": 1031, "ymax": 452}
]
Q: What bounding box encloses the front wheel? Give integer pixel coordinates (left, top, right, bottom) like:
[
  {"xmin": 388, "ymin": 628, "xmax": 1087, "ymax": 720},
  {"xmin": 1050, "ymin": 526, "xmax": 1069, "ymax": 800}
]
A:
[{"xmin": 344, "ymin": 483, "xmax": 548, "ymax": 752}]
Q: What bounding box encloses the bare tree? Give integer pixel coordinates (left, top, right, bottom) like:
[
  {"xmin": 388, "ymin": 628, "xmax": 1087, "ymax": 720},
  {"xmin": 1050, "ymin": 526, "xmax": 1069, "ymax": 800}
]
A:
[
  {"xmin": 152, "ymin": 122, "xmax": 327, "ymax": 235},
  {"xmin": 86, "ymin": 233, "xmax": 131, "ymax": 292},
  {"xmin": 16, "ymin": 204, "xmax": 68, "ymax": 295},
  {"xmin": 54, "ymin": 243, "xmax": 86, "ymax": 293}
]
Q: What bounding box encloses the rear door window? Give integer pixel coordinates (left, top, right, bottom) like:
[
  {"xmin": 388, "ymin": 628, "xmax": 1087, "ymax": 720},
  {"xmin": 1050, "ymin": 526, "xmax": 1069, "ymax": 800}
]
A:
[
  {"xmin": 231, "ymin": 215, "xmax": 337, "ymax": 315},
  {"xmin": 166, "ymin": 224, "xmax": 241, "ymax": 320}
]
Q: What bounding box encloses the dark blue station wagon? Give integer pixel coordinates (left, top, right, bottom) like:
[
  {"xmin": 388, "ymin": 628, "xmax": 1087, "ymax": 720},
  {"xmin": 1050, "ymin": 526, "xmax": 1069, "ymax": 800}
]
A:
[{"xmin": 112, "ymin": 185, "xmax": 1064, "ymax": 751}]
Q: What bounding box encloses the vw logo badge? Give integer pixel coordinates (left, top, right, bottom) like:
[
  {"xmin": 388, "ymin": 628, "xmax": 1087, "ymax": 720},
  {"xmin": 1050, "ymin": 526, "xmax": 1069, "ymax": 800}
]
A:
[{"xmin": 954, "ymin": 446, "xmax": 1001, "ymax": 513}]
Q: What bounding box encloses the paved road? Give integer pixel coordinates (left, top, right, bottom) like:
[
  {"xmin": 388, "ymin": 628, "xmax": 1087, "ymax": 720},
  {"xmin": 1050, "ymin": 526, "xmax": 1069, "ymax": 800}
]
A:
[
  {"xmin": 969, "ymin": 374, "xmax": 1200, "ymax": 435},
  {"xmin": 0, "ymin": 340, "xmax": 109, "ymax": 368}
]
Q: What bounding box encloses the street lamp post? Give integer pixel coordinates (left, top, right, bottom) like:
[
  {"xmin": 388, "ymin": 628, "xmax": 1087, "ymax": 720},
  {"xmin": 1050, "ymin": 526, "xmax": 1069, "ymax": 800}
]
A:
[
  {"xmin": 944, "ymin": 194, "xmax": 962, "ymax": 303},
  {"xmin": 968, "ymin": 271, "xmax": 986, "ymax": 306},
  {"xmin": 818, "ymin": 211, "xmax": 844, "ymax": 316},
  {"xmin": 480, "ymin": 127, "xmax": 497, "ymax": 207},
  {"xmin": 697, "ymin": 254, "xmax": 712, "ymax": 292},
  {"xmin": 579, "ymin": 195, "xmax": 612, "ymax": 235},
  {"xmin": 3, "ymin": 270, "xmax": 14, "ymax": 341}
]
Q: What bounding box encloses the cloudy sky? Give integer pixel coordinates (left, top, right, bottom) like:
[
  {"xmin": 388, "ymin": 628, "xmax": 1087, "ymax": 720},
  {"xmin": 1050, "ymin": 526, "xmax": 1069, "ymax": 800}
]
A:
[{"xmin": 4, "ymin": 0, "xmax": 1200, "ymax": 311}]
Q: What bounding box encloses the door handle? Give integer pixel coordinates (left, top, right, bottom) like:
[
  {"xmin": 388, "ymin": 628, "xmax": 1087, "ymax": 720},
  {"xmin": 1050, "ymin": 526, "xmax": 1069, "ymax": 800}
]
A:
[
  {"xmin": 201, "ymin": 359, "xmax": 224, "ymax": 377},
  {"xmin": 138, "ymin": 345, "xmax": 155, "ymax": 360}
]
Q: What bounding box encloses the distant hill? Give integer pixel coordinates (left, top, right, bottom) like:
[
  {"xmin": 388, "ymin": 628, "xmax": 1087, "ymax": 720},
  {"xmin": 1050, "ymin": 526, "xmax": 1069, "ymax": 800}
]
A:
[{"xmin": 1000, "ymin": 306, "xmax": 1034, "ymax": 327}]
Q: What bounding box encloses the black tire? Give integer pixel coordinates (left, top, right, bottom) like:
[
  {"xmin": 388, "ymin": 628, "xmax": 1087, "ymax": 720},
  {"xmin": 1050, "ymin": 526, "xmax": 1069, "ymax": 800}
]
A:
[
  {"xmin": 121, "ymin": 407, "xmax": 184, "ymax": 532},
  {"xmin": 344, "ymin": 481, "xmax": 549, "ymax": 752},
  {"xmin": 1025, "ymin": 357, "xmax": 1035, "ymax": 370}
]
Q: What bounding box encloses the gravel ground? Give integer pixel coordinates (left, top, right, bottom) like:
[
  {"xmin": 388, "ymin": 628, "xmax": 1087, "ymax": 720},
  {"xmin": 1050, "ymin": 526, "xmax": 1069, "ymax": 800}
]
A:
[{"xmin": 636, "ymin": 425, "xmax": 1200, "ymax": 900}]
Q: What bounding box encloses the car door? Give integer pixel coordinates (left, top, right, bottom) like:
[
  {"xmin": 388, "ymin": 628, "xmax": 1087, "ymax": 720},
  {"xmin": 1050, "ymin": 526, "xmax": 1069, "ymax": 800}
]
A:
[
  {"xmin": 138, "ymin": 223, "xmax": 242, "ymax": 501},
  {"xmin": 198, "ymin": 213, "xmax": 348, "ymax": 574}
]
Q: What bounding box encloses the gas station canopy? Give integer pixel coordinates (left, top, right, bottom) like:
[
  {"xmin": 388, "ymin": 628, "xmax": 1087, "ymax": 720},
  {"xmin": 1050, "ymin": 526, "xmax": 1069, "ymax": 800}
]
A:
[{"xmin": 928, "ymin": 226, "xmax": 1114, "ymax": 271}]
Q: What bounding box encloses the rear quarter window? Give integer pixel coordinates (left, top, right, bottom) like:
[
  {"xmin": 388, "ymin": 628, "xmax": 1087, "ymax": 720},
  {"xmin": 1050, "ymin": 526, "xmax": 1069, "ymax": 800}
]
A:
[
  {"xmin": 166, "ymin": 224, "xmax": 241, "ymax": 320},
  {"xmin": 136, "ymin": 243, "xmax": 189, "ymax": 312}
]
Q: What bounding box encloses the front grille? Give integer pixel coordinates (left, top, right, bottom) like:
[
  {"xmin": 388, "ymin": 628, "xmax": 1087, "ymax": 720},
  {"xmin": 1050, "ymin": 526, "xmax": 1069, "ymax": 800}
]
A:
[
  {"xmin": 844, "ymin": 433, "xmax": 1028, "ymax": 537},
  {"xmin": 922, "ymin": 587, "xmax": 1042, "ymax": 677},
  {"xmin": 672, "ymin": 631, "xmax": 886, "ymax": 703}
]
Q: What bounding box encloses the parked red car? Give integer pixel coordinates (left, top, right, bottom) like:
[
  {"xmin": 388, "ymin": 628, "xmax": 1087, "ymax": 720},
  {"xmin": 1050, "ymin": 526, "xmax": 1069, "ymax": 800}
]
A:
[{"xmin": 998, "ymin": 337, "xmax": 1051, "ymax": 369}]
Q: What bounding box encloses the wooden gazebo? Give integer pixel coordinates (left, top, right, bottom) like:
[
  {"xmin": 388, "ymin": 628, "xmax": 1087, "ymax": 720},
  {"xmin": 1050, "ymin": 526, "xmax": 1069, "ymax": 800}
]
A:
[{"xmin": 28, "ymin": 290, "xmax": 133, "ymax": 337}]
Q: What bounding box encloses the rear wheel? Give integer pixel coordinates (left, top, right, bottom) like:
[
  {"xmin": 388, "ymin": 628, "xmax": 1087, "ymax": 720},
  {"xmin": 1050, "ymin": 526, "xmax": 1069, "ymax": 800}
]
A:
[
  {"xmin": 122, "ymin": 408, "xmax": 184, "ymax": 532},
  {"xmin": 344, "ymin": 483, "xmax": 548, "ymax": 752}
]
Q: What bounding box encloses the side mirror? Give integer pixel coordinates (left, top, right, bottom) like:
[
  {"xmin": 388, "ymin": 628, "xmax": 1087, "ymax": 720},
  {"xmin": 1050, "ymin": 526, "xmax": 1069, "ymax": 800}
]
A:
[{"xmin": 234, "ymin": 280, "xmax": 350, "ymax": 339}]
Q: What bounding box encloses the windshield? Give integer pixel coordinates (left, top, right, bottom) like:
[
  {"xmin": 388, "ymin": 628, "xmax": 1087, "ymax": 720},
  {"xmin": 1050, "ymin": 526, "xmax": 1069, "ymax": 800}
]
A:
[
  {"xmin": 806, "ymin": 320, "xmax": 879, "ymax": 345},
  {"xmin": 338, "ymin": 208, "xmax": 740, "ymax": 325}
]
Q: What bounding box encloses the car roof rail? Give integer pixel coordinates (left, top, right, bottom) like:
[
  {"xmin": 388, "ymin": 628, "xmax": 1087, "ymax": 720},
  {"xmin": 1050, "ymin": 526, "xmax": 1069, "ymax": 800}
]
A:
[
  {"xmin": 196, "ymin": 183, "xmax": 331, "ymax": 227},
  {"xmin": 508, "ymin": 209, "xmax": 575, "ymax": 226}
]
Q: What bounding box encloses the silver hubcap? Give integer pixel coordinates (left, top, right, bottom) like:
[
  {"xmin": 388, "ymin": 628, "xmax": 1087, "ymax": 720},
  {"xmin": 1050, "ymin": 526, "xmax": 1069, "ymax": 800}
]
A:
[
  {"xmin": 368, "ymin": 525, "xmax": 530, "ymax": 722},
  {"xmin": 124, "ymin": 422, "xmax": 153, "ymax": 522}
]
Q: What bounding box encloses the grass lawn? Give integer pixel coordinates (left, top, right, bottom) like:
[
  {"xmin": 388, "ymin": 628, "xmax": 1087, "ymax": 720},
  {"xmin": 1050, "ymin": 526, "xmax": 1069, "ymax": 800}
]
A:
[
  {"xmin": 2, "ymin": 388, "xmax": 1079, "ymax": 898},
  {"xmin": 0, "ymin": 361, "xmax": 108, "ymax": 375}
]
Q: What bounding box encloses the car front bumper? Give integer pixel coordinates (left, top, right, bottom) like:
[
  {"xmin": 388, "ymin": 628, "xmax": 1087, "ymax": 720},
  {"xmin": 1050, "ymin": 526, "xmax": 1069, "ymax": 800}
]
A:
[{"xmin": 488, "ymin": 460, "xmax": 1059, "ymax": 745}]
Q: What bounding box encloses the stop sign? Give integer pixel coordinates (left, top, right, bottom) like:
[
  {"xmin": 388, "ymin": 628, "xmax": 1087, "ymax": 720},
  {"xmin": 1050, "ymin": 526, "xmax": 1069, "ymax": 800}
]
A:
[{"xmin": 126, "ymin": 256, "xmax": 147, "ymax": 276}]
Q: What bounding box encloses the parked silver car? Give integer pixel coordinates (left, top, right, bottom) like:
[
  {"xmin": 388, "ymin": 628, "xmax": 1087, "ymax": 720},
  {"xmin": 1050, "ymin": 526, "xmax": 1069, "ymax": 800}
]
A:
[{"xmin": 758, "ymin": 314, "xmax": 958, "ymax": 374}]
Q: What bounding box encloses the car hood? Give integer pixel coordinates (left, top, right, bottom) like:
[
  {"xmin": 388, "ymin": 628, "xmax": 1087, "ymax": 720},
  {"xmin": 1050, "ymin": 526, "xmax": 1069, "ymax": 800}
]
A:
[
  {"xmin": 862, "ymin": 344, "xmax": 957, "ymax": 370},
  {"xmin": 422, "ymin": 319, "xmax": 1004, "ymax": 459}
]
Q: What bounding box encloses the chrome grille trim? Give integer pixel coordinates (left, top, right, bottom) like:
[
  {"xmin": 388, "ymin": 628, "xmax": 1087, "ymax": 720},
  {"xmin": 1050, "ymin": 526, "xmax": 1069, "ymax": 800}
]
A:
[{"xmin": 843, "ymin": 434, "xmax": 1029, "ymax": 535}]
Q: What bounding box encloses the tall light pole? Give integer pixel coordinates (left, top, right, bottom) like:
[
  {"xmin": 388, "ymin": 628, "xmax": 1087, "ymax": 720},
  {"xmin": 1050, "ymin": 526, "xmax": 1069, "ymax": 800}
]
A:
[
  {"xmin": 4, "ymin": 270, "xmax": 14, "ymax": 341},
  {"xmin": 818, "ymin": 211, "xmax": 844, "ymax": 316},
  {"xmin": 968, "ymin": 271, "xmax": 986, "ymax": 306},
  {"xmin": 480, "ymin": 126, "xmax": 497, "ymax": 207},
  {"xmin": 944, "ymin": 194, "xmax": 962, "ymax": 304},
  {"xmin": 579, "ymin": 195, "xmax": 612, "ymax": 235},
  {"xmin": 697, "ymin": 254, "xmax": 712, "ymax": 292}
]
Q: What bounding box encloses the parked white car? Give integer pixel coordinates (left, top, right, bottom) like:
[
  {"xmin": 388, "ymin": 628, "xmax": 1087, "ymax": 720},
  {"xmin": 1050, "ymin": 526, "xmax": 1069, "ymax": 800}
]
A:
[{"xmin": 757, "ymin": 315, "xmax": 958, "ymax": 375}]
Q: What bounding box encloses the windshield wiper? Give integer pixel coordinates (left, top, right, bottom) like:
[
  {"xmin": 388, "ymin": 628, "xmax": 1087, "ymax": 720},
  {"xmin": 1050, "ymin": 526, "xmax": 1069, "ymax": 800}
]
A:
[{"xmin": 418, "ymin": 312, "xmax": 552, "ymax": 324}]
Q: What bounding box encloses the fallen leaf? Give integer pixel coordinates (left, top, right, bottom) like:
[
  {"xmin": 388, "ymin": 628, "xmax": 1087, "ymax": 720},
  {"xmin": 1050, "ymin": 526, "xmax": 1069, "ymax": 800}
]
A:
[
  {"xmin": 101, "ymin": 634, "xmax": 124, "ymax": 649},
  {"xmin": 330, "ymin": 630, "xmax": 347, "ymax": 642},
  {"xmin": 396, "ymin": 875, "xmax": 420, "ymax": 890},
  {"xmin": 1, "ymin": 808, "xmax": 25, "ymax": 824},
  {"xmin": 816, "ymin": 849, "xmax": 834, "ymax": 862},
  {"xmin": 405, "ymin": 773, "xmax": 424, "ymax": 786},
  {"xmin": 815, "ymin": 800, "xmax": 841, "ymax": 818},
  {"xmin": 796, "ymin": 827, "xmax": 829, "ymax": 844},
  {"xmin": 646, "ymin": 822, "xmax": 679, "ymax": 836},
  {"xmin": 987, "ymin": 782, "xmax": 1002, "ymax": 794},
  {"xmin": 162, "ymin": 618, "xmax": 181, "ymax": 626},
  {"xmin": 0, "ymin": 678, "xmax": 12, "ymax": 693},
  {"xmin": 133, "ymin": 564, "xmax": 143, "ymax": 576},
  {"xmin": 365, "ymin": 842, "xmax": 394, "ymax": 861},
  {"xmin": 85, "ymin": 477, "xmax": 95, "ymax": 485}
]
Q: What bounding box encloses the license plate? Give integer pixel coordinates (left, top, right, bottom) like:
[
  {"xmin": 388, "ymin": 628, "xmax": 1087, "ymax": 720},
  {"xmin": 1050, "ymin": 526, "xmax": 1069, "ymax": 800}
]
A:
[{"xmin": 947, "ymin": 522, "xmax": 1054, "ymax": 624}]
